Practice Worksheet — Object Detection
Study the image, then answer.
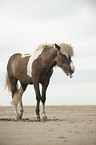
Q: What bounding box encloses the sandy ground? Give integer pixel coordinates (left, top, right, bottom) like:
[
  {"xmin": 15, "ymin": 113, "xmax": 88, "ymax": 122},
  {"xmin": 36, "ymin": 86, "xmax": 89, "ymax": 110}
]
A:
[{"xmin": 0, "ymin": 105, "xmax": 96, "ymax": 145}]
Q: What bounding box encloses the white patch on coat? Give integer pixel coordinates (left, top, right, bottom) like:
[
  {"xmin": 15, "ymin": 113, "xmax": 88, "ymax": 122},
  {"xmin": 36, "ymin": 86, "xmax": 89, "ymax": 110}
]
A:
[
  {"xmin": 70, "ymin": 62, "xmax": 75, "ymax": 71},
  {"xmin": 21, "ymin": 54, "xmax": 30, "ymax": 58},
  {"xmin": 27, "ymin": 49, "xmax": 44, "ymax": 77}
]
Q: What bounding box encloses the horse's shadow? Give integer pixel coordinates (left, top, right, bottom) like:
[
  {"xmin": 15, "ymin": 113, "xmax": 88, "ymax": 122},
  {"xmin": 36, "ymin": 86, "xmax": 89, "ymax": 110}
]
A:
[{"xmin": 0, "ymin": 118, "xmax": 64, "ymax": 122}]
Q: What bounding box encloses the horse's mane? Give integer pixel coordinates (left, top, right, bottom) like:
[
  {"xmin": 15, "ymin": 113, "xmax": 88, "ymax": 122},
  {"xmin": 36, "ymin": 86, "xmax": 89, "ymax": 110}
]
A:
[{"xmin": 36, "ymin": 43, "xmax": 74, "ymax": 58}]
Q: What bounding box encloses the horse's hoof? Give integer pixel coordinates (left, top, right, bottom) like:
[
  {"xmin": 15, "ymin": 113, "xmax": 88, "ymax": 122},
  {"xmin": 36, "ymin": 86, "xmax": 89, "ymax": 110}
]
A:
[
  {"xmin": 41, "ymin": 116, "xmax": 48, "ymax": 122},
  {"xmin": 16, "ymin": 115, "xmax": 21, "ymax": 120},
  {"xmin": 35, "ymin": 116, "xmax": 41, "ymax": 121}
]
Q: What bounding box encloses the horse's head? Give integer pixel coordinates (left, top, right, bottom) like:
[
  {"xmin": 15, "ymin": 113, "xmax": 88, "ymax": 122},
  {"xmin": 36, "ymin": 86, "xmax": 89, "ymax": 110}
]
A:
[{"xmin": 55, "ymin": 43, "xmax": 75, "ymax": 78}]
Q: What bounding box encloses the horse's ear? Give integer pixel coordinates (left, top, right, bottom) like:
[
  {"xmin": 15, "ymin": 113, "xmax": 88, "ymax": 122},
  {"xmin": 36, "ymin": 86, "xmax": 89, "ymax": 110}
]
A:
[{"xmin": 55, "ymin": 44, "xmax": 60, "ymax": 51}]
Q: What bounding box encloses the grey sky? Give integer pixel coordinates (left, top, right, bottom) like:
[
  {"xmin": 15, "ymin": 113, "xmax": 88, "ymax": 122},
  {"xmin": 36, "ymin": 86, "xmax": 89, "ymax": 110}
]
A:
[{"xmin": 0, "ymin": 0, "xmax": 96, "ymax": 105}]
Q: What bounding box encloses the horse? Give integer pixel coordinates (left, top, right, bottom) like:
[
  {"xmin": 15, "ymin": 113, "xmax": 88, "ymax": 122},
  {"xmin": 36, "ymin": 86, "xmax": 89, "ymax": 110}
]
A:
[{"xmin": 5, "ymin": 43, "xmax": 75, "ymax": 121}]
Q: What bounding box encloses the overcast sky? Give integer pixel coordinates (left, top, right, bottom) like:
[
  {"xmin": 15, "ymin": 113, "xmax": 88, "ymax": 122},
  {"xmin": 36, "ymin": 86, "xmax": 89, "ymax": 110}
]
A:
[{"xmin": 0, "ymin": 0, "xmax": 96, "ymax": 106}]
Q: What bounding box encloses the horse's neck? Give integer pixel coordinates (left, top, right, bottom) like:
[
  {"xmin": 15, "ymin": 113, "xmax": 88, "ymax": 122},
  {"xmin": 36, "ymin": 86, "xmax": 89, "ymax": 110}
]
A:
[
  {"xmin": 46, "ymin": 60, "xmax": 56, "ymax": 72},
  {"xmin": 45, "ymin": 48, "xmax": 57, "ymax": 72}
]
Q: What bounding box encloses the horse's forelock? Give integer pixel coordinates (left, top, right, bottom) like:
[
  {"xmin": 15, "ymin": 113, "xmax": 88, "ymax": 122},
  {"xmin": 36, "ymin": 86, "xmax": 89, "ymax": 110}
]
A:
[{"xmin": 59, "ymin": 43, "xmax": 74, "ymax": 58}]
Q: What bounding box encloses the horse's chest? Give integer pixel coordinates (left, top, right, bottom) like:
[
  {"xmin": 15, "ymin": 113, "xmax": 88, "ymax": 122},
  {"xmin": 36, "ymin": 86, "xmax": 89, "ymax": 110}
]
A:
[{"xmin": 39, "ymin": 70, "xmax": 53, "ymax": 84}]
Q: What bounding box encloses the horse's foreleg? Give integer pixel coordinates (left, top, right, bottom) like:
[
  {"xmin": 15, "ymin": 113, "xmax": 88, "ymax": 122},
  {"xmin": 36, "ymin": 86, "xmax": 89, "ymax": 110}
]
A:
[
  {"xmin": 41, "ymin": 102, "xmax": 47, "ymax": 121},
  {"xmin": 33, "ymin": 83, "xmax": 41, "ymax": 120},
  {"xmin": 41, "ymin": 82, "xmax": 49, "ymax": 121}
]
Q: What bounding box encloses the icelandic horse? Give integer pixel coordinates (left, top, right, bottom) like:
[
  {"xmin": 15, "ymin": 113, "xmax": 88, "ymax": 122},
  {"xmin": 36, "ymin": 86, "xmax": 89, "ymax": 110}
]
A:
[{"xmin": 5, "ymin": 43, "xmax": 75, "ymax": 120}]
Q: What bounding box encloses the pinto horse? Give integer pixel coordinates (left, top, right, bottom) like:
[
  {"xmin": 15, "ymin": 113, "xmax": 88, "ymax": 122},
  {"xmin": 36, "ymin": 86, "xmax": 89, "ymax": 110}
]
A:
[{"xmin": 5, "ymin": 43, "xmax": 75, "ymax": 120}]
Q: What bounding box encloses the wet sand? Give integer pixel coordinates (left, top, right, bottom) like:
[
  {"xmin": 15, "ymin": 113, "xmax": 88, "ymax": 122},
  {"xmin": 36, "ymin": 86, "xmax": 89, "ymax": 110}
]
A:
[{"xmin": 0, "ymin": 105, "xmax": 96, "ymax": 145}]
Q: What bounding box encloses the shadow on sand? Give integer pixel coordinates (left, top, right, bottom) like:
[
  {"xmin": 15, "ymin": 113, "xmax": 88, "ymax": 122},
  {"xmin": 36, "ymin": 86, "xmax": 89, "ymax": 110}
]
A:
[{"xmin": 0, "ymin": 118, "xmax": 64, "ymax": 122}]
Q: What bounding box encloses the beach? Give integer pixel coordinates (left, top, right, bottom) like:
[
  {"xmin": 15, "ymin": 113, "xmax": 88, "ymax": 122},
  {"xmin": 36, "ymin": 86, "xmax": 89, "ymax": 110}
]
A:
[{"xmin": 0, "ymin": 105, "xmax": 96, "ymax": 145}]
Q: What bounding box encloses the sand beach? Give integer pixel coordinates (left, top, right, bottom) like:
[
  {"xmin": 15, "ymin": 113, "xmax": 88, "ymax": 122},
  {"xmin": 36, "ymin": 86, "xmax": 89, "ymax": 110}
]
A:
[{"xmin": 0, "ymin": 105, "xmax": 96, "ymax": 145}]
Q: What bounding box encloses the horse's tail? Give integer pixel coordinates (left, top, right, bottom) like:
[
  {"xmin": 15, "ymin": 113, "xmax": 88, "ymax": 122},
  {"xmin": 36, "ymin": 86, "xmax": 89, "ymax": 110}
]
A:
[
  {"xmin": 5, "ymin": 55, "xmax": 21, "ymax": 107},
  {"xmin": 5, "ymin": 70, "xmax": 20, "ymax": 107},
  {"xmin": 5, "ymin": 71, "xmax": 12, "ymax": 92}
]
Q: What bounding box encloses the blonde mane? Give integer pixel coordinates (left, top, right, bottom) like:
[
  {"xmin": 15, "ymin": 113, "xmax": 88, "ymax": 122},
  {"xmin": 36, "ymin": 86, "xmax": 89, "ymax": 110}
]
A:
[{"xmin": 36, "ymin": 43, "xmax": 74, "ymax": 58}]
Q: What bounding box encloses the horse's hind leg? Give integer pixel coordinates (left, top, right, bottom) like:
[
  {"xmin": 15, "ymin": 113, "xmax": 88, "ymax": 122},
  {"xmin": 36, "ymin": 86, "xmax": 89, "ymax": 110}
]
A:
[
  {"xmin": 18, "ymin": 83, "xmax": 27, "ymax": 119},
  {"xmin": 13, "ymin": 83, "xmax": 27, "ymax": 120},
  {"xmin": 9, "ymin": 77, "xmax": 24, "ymax": 120},
  {"xmin": 8, "ymin": 77, "xmax": 20, "ymax": 119}
]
